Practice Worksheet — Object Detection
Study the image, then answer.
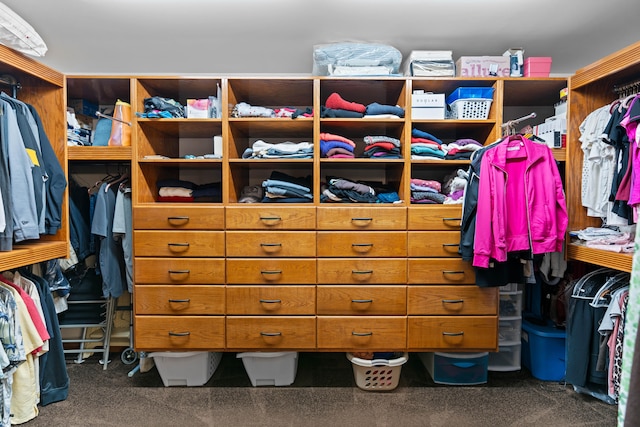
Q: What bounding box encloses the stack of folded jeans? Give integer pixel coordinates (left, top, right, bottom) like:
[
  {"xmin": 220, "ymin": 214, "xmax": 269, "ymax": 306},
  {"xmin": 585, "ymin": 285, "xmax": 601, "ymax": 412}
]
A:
[{"xmin": 261, "ymin": 171, "xmax": 313, "ymax": 203}]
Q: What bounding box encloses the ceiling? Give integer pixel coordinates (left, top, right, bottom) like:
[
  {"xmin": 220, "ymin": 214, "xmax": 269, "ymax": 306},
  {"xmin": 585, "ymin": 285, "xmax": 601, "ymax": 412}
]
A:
[{"xmin": 3, "ymin": 0, "xmax": 640, "ymax": 76}]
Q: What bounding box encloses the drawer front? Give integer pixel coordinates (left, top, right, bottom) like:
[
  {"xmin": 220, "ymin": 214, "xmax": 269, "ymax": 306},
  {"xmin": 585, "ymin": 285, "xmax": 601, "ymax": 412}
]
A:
[
  {"xmin": 226, "ymin": 259, "xmax": 316, "ymax": 284},
  {"xmin": 134, "ymin": 230, "xmax": 225, "ymax": 257},
  {"xmin": 316, "ymin": 316, "xmax": 406, "ymax": 350},
  {"xmin": 407, "ymin": 286, "xmax": 498, "ymax": 315},
  {"xmin": 226, "ymin": 316, "xmax": 316, "ymax": 349},
  {"xmin": 407, "ymin": 206, "xmax": 462, "ymax": 231},
  {"xmin": 407, "ymin": 316, "xmax": 498, "ymax": 351},
  {"xmin": 226, "ymin": 286, "xmax": 316, "ymax": 315},
  {"xmin": 225, "ymin": 206, "xmax": 316, "ymax": 230},
  {"xmin": 317, "ymin": 232, "xmax": 407, "ymax": 257},
  {"xmin": 134, "ymin": 316, "xmax": 225, "ymax": 350},
  {"xmin": 134, "ymin": 257, "xmax": 225, "ymax": 284},
  {"xmin": 317, "ymin": 207, "xmax": 406, "ymax": 230},
  {"xmin": 408, "ymin": 231, "xmax": 461, "ymax": 257},
  {"xmin": 134, "ymin": 285, "xmax": 225, "ymax": 315},
  {"xmin": 408, "ymin": 258, "xmax": 475, "ymax": 284},
  {"xmin": 226, "ymin": 231, "xmax": 316, "ymax": 257},
  {"xmin": 316, "ymin": 286, "xmax": 406, "ymax": 315},
  {"xmin": 317, "ymin": 259, "xmax": 406, "ymax": 284},
  {"xmin": 133, "ymin": 206, "xmax": 224, "ymax": 230}
]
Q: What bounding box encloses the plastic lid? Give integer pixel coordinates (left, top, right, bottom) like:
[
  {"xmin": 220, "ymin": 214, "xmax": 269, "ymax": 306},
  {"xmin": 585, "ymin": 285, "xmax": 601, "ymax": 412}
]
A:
[{"xmin": 522, "ymin": 319, "xmax": 566, "ymax": 338}]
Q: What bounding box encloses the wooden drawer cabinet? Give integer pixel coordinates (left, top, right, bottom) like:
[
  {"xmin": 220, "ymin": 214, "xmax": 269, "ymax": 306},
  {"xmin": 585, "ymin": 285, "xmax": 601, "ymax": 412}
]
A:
[
  {"xmin": 133, "ymin": 230, "xmax": 225, "ymax": 257},
  {"xmin": 135, "ymin": 285, "xmax": 225, "ymax": 314},
  {"xmin": 226, "ymin": 316, "xmax": 316, "ymax": 349},
  {"xmin": 317, "ymin": 231, "xmax": 407, "ymax": 257},
  {"xmin": 408, "ymin": 231, "xmax": 461, "ymax": 257},
  {"xmin": 407, "ymin": 206, "xmax": 462, "ymax": 231},
  {"xmin": 407, "ymin": 286, "xmax": 498, "ymax": 315},
  {"xmin": 134, "ymin": 316, "xmax": 225, "ymax": 350},
  {"xmin": 317, "ymin": 206, "xmax": 406, "ymax": 230},
  {"xmin": 317, "ymin": 316, "xmax": 406, "ymax": 350},
  {"xmin": 133, "ymin": 206, "xmax": 224, "ymax": 230},
  {"xmin": 225, "ymin": 206, "xmax": 316, "ymax": 230},
  {"xmin": 134, "ymin": 257, "xmax": 225, "ymax": 284},
  {"xmin": 226, "ymin": 231, "xmax": 316, "ymax": 257},
  {"xmin": 317, "ymin": 259, "xmax": 406, "ymax": 284},
  {"xmin": 408, "ymin": 258, "xmax": 475, "ymax": 284},
  {"xmin": 317, "ymin": 286, "xmax": 406, "ymax": 315},
  {"xmin": 226, "ymin": 259, "xmax": 316, "ymax": 284},
  {"xmin": 407, "ymin": 316, "xmax": 498, "ymax": 351},
  {"xmin": 226, "ymin": 286, "xmax": 315, "ymax": 315}
]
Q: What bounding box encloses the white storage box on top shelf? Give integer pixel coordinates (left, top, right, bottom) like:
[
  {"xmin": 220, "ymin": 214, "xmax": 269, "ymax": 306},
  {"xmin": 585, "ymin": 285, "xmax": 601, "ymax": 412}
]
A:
[
  {"xmin": 237, "ymin": 352, "xmax": 298, "ymax": 387},
  {"xmin": 149, "ymin": 351, "xmax": 222, "ymax": 387}
]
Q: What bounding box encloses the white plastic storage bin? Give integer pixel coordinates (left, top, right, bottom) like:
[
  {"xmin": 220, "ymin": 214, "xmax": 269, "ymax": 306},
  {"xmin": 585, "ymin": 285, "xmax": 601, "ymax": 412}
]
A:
[
  {"xmin": 488, "ymin": 343, "xmax": 521, "ymax": 372},
  {"xmin": 149, "ymin": 351, "xmax": 222, "ymax": 387},
  {"xmin": 237, "ymin": 352, "xmax": 298, "ymax": 387},
  {"xmin": 346, "ymin": 352, "xmax": 408, "ymax": 391},
  {"xmin": 419, "ymin": 352, "xmax": 488, "ymax": 385},
  {"xmin": 499, "ymin": 292, "xmax": 523, "ymax": 318},
  {"xmin": 498, "ymin": 317, "xmax": 522, "ymax": 344}
]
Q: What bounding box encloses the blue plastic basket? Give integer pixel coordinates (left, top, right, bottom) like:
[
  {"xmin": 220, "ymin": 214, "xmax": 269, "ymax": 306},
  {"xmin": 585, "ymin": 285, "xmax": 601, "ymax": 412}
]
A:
[{"xmin": 446, "ymin": 87, "xmax": 495, "ymax": 104}]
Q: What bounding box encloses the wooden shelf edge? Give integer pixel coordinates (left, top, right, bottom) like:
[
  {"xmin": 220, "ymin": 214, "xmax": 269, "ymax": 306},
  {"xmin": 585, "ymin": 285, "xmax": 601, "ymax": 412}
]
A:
[
  {"xmin": 0, "ymin": 241, "xmax": 68, "ymax": 272},
  {"xmin": 571, "ymin": 41, "xmax": 640, "ymax": 89},
  {"xmin": 566, "ymin": 243, "xmax": 632, "ymax": 272},
  {"xmin": 68, "ymin": 146, "xmax": 132, "ymax": 161}
]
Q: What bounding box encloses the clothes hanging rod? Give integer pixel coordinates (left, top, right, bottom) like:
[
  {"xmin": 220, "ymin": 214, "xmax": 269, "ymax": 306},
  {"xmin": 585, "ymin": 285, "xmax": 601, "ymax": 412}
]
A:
[
  {"xmin": 501, "ymin": 112, "xmax": 537, "ymax": 129},
  {"xmin": 613, "ymin": 79, "xmax": 640, "ymax": 95},
  {"xmin": 0, "ymin": 74, "xmax": 21, "ymax": 98}
]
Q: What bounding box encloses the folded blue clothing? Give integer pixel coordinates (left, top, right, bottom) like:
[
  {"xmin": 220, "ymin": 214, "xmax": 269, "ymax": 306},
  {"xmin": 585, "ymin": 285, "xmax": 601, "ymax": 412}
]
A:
[
  {"xmin": 262, "ymin": 179, "xmax": 311, "ymax": 193},
  {"xmin": 265, "ymin": 186, "xmax": 313, "ymax": 199},
  {"xmin": 412, "ymin": 128, "xmax": 443, "ymax": 144},
  {"xmin": 320, "ymin": 140, "xmax": 355, "ymax": 157},
  {"xmin": 365, "ymin": 102, "xmax": 405, "ymax": 118}
]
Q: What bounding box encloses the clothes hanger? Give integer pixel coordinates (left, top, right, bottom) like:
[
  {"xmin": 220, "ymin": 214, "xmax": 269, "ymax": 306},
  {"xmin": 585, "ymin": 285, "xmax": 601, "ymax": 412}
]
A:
[
  {"xmin": 571, "ymin": 268, "xmax": 618, "ymax": 300},
  {"xmin": 590, "ymin": 272, "xmax": 629, "ymax": 308},
  {"xmin": 105, "ymin": 171, "xmax": 129, "ymax": 192}
]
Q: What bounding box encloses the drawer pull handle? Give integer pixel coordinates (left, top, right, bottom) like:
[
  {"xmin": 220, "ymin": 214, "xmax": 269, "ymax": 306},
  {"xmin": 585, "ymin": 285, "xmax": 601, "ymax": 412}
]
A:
[
  {"xmin": 352, "ymin": 270, "xmax": 373, "ymax": 274},
  {"xmin": 351, "ymin": 243, "xmax": 373, "ymax": 252},
  {"xmin": 168, "ymin": 331, "xmax": 190, "ymax": 337},
  {"xmin": 259, "ymin": 299, "xmax": 282, "ymax": 304},
  {"xmin": 260, "ymin": 243, "xmax": 282, "ymax": 252},
  {"xmin": 259, "ymin": 216, "xmax": 282, "ymax": 222},
  {"xmin": 260, "ymin": 332, "xmax": 282, "ymax": 337},
  {"xmin": 442, "ymin": 331, "xmax": 464, "ymax": 337},
  {"xmin": 442, "ymin": 270, "xmax": 465, "ymax": 275},
  {"xmin": 168, "ymin": 298, "xmax": 190, "ymax": 303},
  {"xmin": 442, "ymin": 217, "xmax": 462, "ymax": 221},
  {"xmin": 261, "ymin": 270, "xmax": 282, "ymax": 275},
  {"xmin": 442, "ymin": 243, "xmax": 460, "ymax": 247},
  {"xmin": 351, "ymin": 217, "xmax": 373, "ymax": 223},
  {"xmin": 168, "ymin": 269, "xmax": 190, "ymax": 274},
  {"xmin": 168, "ymin": 242, "xmax": 190, "ymax": 248},
  {"xmin": 352, "ymin": 331, "xmax": 373, "ymax": 337},
  {"xmin": 352, "ymin": 299, "xmax": 373, "ymax": 303},
  {"xmin": 167, "ymin": 216, "xmax": 189, "ymax": 224},
  {"xmin": 442, "ymin": 299, "xmax": 464, "ymax": 304}
]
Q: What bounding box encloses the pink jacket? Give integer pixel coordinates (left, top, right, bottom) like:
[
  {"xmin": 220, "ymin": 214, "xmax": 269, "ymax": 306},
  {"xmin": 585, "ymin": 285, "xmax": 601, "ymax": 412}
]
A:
[{"xmin": 473, "ymin": 135, "xmax": 568, "ymax": 268}]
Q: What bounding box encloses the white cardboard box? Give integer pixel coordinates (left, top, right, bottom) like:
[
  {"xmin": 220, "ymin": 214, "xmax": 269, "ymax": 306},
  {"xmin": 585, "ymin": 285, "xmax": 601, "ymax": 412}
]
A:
[{"xmin": 411, "ymin": 92, "xmax": 445, "ymax": 119}]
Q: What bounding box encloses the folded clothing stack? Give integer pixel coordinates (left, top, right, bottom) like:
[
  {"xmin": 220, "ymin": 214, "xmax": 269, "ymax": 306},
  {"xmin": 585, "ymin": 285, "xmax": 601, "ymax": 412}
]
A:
[
  {"xmin": 261, "ymin": 171, "xmax": 313, "ymax": 203},
  {"xmin": 363, "ymin": 135, "xmax": 401, "ymax": 159},
  {"xmin": 156, "ymin": 179, "xmax": 221, "ymax": 203}
]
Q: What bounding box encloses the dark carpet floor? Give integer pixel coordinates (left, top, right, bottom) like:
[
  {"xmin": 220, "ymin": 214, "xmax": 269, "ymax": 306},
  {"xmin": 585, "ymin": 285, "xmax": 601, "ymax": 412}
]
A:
[{"xmin": 23, "ymin": 351, "xmax": 618, "ymax": 427}]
